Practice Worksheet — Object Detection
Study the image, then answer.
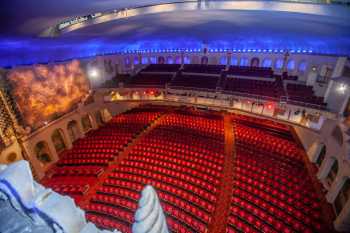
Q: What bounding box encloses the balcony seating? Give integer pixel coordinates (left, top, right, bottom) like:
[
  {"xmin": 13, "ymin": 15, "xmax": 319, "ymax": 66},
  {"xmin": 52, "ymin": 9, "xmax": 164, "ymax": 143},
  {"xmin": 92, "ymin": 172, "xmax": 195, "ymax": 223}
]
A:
[
  {"xmin": 86, "ymin": 110, "xmax": 225, "ymax": 232},
  {"xmin": 128, "ymin": 73, "xmax": 173, "ymax": 87},
  {"xmin": 286, "ymin": 84, "xmax": 326, "ymax": 108},
  {"xmin": 226, "ymin": 119, "xmax": 325, "ymax": 233},
  {"xmin": 223, "ymin": 78, "xmax": 285, "ymax": 99},
  {"xmin": 226, "ymin": 66, "xmax": 274, "ymax": 78},
  {"xmin": 170, "ymin": 74, "xmax": 219, "ymax": 90},
  {"xmin": 141, "ymin": 64, "xmax": 181, "ymax": 73},
  {"xmin": 182, "ymin": 64, "xmax": 225, "ymax": 74}
]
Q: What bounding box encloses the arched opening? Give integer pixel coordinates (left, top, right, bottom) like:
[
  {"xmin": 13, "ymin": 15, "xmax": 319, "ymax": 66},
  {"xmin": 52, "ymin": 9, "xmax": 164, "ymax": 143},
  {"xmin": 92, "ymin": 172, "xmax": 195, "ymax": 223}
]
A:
[
  {"xmin": 287, "ymin": 59, "xmax": 296, "ymax": 71},
  {"xmin": 35, "ymin": 141, "xmax": 52, "ymax": 164},
  {"xmin": 334, "ymin": 177, "xmax": 350, "ymax": 215},
  {"xmin": 6, "ymin": 152, "xmax": 17, "ymax": 163},
  {"xmin": 51, "ymin": 129, "xmax": 67, "ymax": 154},
  {"xmin": 240, "ymin": 58, "xmax": 249, "ymax": 66},
  {"xmin": 201, "ymin": 56, "xmax": 209, "ymax": 65},
  {"xmin": 133, "ymin": 56, "xmax": 139, "ymax": 65},
  {"xmin": 175, "ymin": 56, "xmax": 181, "ymax": 64},
  {"xmin": 298, "ymin": 61, "xmax": 307, "ymax": 72},
  {"xmin": 332, "ymin": 126, "xmax": 344, "ymax": 146},
  {"xmin": 95, "ymin": 110, "xmax": 104, "ymax": 127},
  {"xmin": 81, "ymin": 114, "xmax": 93, "ymax": 132},
  {"xmin": 220, "ymin": 56, "xmax": 227, "ymax": 65},
  {"xmin": 231, "ymin": 57, "xmax": 238, "ymax": 66},
  {"xmin": 150, "ymin": 56, "xmax": 157, "ymax": 64},
  {"xmin": 184, "ymin": 56, "xmax": 191, "ymax": 64},
  {"xmin": 67, "ymin": 120, "xmax": 80, "ymax": 143},
  {"xmin": 124, "ymin": 57, "xmax": 131, "ymax": 68},
  {"xmin": 101, "ymin": 108, "xmax": 112, "ymax": 123},
  {"xmin": 262, "ymin": 59, "xmax": 272, "ymax": 68},
  {"xmin": 166, "ymin": 56, "xmax": 174, "ymax": 64},
  {"xmin": 316, "ymin": 144, "xmax": 326, "ymax": 167},
  {"xmin": 141, "ymin": 56, "xmax": 148, "ymax": 65},
  {"xmin": 157, "ymin": 56, "xmax": 165, "ymax": 64},
  {"xmin": 326, "ymin": 158, "xmax": 339, "ymax": 185},
  {"xmin": 275, "ymin": 59, "xmax": 283, "ymax": 69},
  {"xmin": 250, "ymin": 57, "xmax": 260, "ymax": 67}
]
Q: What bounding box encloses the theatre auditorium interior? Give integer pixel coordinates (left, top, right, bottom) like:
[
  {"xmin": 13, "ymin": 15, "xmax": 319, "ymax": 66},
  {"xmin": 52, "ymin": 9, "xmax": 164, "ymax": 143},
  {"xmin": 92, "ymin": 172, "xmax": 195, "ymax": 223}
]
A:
[{"xmin": 1, "ymin": 0, "xmax": 350, "ymax": 233}]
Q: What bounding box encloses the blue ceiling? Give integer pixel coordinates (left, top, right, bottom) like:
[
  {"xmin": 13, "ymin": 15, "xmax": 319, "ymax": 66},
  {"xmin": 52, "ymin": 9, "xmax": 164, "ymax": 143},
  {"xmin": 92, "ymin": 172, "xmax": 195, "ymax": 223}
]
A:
[{"xmin": 1, "ymin": 1, "xmax": 350, "ymax": 67}]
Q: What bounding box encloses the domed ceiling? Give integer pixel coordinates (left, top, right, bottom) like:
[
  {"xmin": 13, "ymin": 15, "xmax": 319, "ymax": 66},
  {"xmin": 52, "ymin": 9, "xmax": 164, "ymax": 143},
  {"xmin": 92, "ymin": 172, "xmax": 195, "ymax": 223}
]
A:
[{"xmin": 1, "ymin": 0, "xmax": 350, "ymax": 67}]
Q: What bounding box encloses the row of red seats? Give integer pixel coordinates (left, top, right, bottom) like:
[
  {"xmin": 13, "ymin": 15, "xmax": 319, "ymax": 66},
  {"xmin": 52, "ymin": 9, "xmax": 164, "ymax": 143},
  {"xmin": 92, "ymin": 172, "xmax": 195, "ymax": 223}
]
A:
[
  {"xmin": 94, "ymin": 112, "xmax": 225, "ymax": 232},
  {"xmin": 112, "ymin": 163, "xmax": 218, "ymax": 198},
  {"xmin": 50, "ymin": 184, "xmax": 89, "ymax": 195},
  {"xmin": 52, "ymin": 166, "xmax": 103, "ymax": 177},
  {"xmin": 126, "ymin": 153, "xmax": 220, "ymax": 185},
  {"xmin": 227, "ymin": 121, "xmax": 325, "ymax": 233},
  {"xmin": 43, "ymin": 107, "xmax": 164, "ymax": 204},
  {"xmin": 97, "ymin": 186, "xmax": 140, "ymax": 201},
  {"xmin": 223, "ymin": 77, "xmax": 285, "ymax": 99},
  {"xmin": 87, "ymin": 202, "xmax": 134, "ymax": 224},
  {"xmin": 170, "ymin": 74, "xmax": 219, "ymax": 90},
  {"xmin": 141, "ymin": 137, "xmax": 224, "ymax": 155},
  {"xmin": 129, "ymin": 147, "xmax": 223, "ymax": 174},
  {"xmin": 128, "ymin": 73, "xmax": 173, "ymax": 87},
  {"xmin": 86, "ymin": 213, "xmax": 130, "ymax": 233}
]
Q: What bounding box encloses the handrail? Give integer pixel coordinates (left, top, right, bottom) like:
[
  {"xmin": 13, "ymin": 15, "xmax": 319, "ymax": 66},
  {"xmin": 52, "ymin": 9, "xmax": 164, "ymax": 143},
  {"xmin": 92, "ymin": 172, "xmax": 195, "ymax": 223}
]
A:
[{"xmin": 159, "ymin": 85, "xmax": 329, "ymax": 110}]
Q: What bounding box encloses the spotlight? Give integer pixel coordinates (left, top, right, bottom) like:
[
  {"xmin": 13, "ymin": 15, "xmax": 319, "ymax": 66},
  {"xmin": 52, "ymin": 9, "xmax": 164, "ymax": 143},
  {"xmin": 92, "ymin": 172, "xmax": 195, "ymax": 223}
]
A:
[
  {"xmin": 337, "ymin": 83, "xmax": 347, "ymax": 94},
  {"xmin": 89, "ymin": 68, "xmax": 99, "ymax": 78},
  {"xmin": 267, "ymin": 104, "xmax": 273, "ymax": 110}
]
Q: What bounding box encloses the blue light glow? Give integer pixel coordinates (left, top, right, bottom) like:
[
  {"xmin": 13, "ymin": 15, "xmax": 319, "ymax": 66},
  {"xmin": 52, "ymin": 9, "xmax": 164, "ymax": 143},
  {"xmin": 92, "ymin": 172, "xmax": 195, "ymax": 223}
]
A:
[{"xmin": 0, "ymin": 34, "xmax": 349, "ymax": 67}]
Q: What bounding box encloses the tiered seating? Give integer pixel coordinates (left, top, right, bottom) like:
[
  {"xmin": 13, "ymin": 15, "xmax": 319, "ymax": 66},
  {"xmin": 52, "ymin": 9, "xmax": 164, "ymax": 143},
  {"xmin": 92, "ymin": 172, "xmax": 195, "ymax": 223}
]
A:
[
  {"xmin": 128, "ymin": 73, "xmax": 173, "ymax": 86},
  {"xmin": 42, "ymin": 106, "xmax": 163, "ymax": 203},
  {"xmin": 49, "ymin": 183, "xmax": 89, "ymax": 196},
  {"xmin": 226, "ymin": 66, "xmax": 274, "ymax": 78},
  {"xmin": 86, "ymin": 110, "xmax": 225, "ymax": 232},
  {"xmin": 170, "ymin": 74, "xmax": 219, "ymax": 90},
  {"xmin": 223, "ymin": 78, "xmax": 285, "ymax": 99},
  {"xmin": 182, "ymin": 64, "xmax": 225, "ymax": 74},
  {"xmin": 51, "ymin": 166, "xmax": 104, "ymax": 177},
  {"xmin": 141, "ymin": 64, "xmax": 181, "ymax": 72},
  {"xmin": 226, "ymin": 120, "xmax": 325, "ymax": 233},
  {"xmin": 231, "ymin": 114, "xmax": 293, "ymax": 140},
  {"xmin": 287, "ymin": 84, "xmax": 326, "ymax": 108}
]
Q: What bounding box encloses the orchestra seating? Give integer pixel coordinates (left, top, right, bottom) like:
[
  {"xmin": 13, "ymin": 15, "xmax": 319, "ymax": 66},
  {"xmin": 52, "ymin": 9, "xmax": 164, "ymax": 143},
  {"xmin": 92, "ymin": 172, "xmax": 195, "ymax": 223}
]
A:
[
  {"xmin": 86, "ymin": 110, "xmax": 225, "ymax": 232},
  {"xmin": 226, "ymin": 66, "xmax": 274, "ymax": 78},
  {"xmin": 42, "ymin": 106, "xmax": 330, "ymax": 233},
  {"xmin": 170, "ymin": 74, "xmax": 219, "ymax": 90},
  {"xmin": 223, "ymin": 77, "xmax": 285, "ymax": 99},
  {"xmin": 42, "ymin": 106, "xmax": 163, "ymax": 203},
  {"xmin": 227, "ymin": 117, "xmax": 325, "ymax": 233},
  {"xmin": 182, "ymin": 64, "xmax": 225, "ymax": 74},
  {"xmin": 231, "ymin": 113, "xmax": 293, "ymax": 140},
  {"xmin": 128, "ymin": 73, "xmax": 173, "ymax": 86},
  {"xmin": 141, "ymin": 64, "xmax": 181, "ymax": 73},
  {"xmin": 286, "ymin": 84, "xmax": 326, "ymax": 108}
]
